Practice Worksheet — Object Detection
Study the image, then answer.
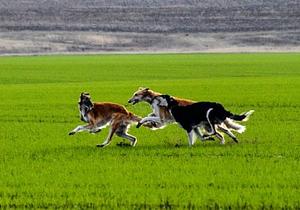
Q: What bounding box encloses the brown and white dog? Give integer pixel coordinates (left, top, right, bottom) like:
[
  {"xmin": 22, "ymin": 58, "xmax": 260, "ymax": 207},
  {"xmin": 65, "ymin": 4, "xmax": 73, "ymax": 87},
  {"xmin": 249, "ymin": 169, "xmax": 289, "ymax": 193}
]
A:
[
  {"xmin": 128, "ymin": 87, "xmax": 193, "ymax": 127},
  {"xmin": 128, "ymin": 87, "xmax": 215, "ymax": 142},
  {"xmin": 69, "ymin": 92, "xmax": 148, "ymax": 147}
]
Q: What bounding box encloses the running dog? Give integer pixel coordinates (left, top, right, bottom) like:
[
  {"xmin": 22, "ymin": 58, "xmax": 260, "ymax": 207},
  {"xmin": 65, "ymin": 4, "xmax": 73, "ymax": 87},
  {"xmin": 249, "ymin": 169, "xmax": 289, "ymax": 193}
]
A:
[
  {"xmin": 128, "ymin": 87, "xmax": 214, "ymax": 141},
  {"xmin": 154, "ymin": 95, "xmax": 254, "ymax": 145},
  {"xmin": 69, "ymin": 92, "xmax": 149, "ymax": 147},
  {"xmin": 128, "ymin": 87, "xmax": 193, "ymax": 128}
]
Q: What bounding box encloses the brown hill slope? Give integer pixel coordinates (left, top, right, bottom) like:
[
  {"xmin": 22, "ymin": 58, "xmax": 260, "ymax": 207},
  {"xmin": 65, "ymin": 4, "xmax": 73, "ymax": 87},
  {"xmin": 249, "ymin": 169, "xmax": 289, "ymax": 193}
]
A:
[{"xmin": 0, "ymin": 0, "xmax": 299, "ymax": 54}]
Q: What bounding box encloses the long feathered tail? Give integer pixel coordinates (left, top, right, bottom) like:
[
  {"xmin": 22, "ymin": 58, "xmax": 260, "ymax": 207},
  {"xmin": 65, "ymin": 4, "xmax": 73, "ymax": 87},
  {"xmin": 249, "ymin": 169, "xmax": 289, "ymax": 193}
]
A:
[
  {"xmin": 224, "ymin": 110, "xmax": 254, "ymax": 133},
  {"xmin": 228, "ymin": 110, "xmax": 255, "ymax": 121},
  {"xmin": 129, "ymin": 112, "xmax": 142, "ymax": 122}
]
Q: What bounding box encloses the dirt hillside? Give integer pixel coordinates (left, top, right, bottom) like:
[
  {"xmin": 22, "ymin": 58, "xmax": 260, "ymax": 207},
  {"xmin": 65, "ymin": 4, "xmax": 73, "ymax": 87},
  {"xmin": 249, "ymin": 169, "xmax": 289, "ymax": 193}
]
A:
[{"xmin": 0, "ymin": 0, "xmax": 299, "ymax": 54}]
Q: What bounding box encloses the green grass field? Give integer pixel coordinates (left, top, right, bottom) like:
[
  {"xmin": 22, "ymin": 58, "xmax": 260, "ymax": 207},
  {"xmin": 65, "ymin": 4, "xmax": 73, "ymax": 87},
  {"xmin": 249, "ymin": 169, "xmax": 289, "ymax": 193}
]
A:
[{"xmin": 0, "ymin": 53, "xmax": 299, "ymax": 209}]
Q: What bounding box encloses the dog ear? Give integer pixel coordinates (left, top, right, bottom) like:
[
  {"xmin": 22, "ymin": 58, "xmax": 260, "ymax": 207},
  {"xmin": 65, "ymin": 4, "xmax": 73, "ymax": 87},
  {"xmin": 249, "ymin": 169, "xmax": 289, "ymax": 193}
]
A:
[
  {"xmin": 169, "ymin": 96, "xmax": 175, "ymax": 102},
  {"xmin": 139, "ymin": 87, "xmax": 149, "ymax": 91},
  {"xmin": 81, "ymin": 92, "xmax": 90, "ymax": 96},
  {"xmin": 88, "ymin": 103, "xmax": 94, "ymax": 111},
  {"xmin": 81, "ymin": 93, "xmax": 91, "ymax": 101},
  {"xmin": 139, "ymin": 87, "xmax": 150, "ymax": 92}
]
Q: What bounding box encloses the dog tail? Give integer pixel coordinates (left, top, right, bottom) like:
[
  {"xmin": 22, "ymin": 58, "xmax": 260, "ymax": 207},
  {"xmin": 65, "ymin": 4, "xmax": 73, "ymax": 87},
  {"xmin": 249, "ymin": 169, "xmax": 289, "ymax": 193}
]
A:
[
  {"xmin": 227, "ymin": 110, "xmax": 255, "ymax": 121},
  {"xmin": 128, "ymin": 112, "xmax": 142, "ymax": 123},
  {"xmin": 224, "ymin": 118, "xmax": 246, "ymax": 133},
  {"xmin": 205, "ymin": 108, "xmax": 217, "ymax": 135}
]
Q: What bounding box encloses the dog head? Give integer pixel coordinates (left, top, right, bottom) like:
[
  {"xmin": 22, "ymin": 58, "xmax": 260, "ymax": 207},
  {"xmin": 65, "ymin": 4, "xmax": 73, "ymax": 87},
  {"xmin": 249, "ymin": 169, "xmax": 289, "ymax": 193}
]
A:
[
  {"xmin": 79, "ymin": 92, "xmax": 93, "ymax": 107},
  {"xmin": 128, "ymin": 87, "xmax": 152, "ymax": 105},
  {"xmin": 78, "ymin": 92, "xmax": 93, "ymax": 121},
  {"xmin": 155, "ymin": 95, "xmax": 179, "ymax": 109}
]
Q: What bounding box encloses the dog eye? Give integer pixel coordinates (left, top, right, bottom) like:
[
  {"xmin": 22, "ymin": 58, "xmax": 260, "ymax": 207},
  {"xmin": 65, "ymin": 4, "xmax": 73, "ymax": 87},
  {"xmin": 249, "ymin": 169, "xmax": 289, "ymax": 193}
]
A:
[{"xmin": 134, "ymin": 94, "xmax": 137, "ymax": 96}]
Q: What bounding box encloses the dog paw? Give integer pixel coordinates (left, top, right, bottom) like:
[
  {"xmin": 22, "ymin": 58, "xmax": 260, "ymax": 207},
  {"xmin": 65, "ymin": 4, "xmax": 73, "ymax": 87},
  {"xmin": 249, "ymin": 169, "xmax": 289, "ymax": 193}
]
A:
[
  {"xmin": 90, "ymin": 129, "xmax": 101, "ymax": 134},
  {"xmin": 117, "ymin": 142, "xmax": 132, "ymax": 147},
  {"xmin": 69, "ymin": 131, "xmax": 75, "ymax": 135},
  {"xmin": 96, "ymin": 144, "xmax": 105, "ymax": 148},
  {"xmin": 233, "ymin": 138, "xmax": 239, "ymax": 143},
  {"xmin": 131, "ymin": 140, "xmax": 137, "ymax": 147},
  {"xmin": 94, "ymin": 129, "xmax": 101, "ymax": 133},
  {"xmin": 174, "ymin": 143, "xmax": 182, "ymax": 148},
  {"xmin": 136, "ymin": 123, "xmax": 142, "ymax": 128}
]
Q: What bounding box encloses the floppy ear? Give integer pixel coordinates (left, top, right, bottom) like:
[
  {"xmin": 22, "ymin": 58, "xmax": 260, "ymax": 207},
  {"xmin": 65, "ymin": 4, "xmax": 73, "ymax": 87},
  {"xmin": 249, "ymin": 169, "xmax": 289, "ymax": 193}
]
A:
[
  {"xmin": 88, "ymin": 103, "xmax": 94, "ymax": 111},
  {"xmin": 139, "ymin": 87, "xmax": 149, "ymax": 91},
  {"xmin": 81, "ymin": 92, "xmax": 90, "ymax": 96}
]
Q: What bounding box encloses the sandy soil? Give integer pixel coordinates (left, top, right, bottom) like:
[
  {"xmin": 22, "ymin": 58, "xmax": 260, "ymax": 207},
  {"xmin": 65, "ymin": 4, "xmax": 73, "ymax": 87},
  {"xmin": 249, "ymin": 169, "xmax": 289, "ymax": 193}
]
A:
[
  {"xmin": 1, "ymin": 30, "xmax": 300, "ymax": 55},
  {"xmin": 0, "ymin": 0, "xmax": 299, "ymax": 54}
]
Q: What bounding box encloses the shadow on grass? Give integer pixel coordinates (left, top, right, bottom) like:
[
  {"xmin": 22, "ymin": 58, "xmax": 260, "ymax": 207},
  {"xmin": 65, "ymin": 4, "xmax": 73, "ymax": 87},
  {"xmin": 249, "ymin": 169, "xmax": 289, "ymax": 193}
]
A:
[{"xmin": 29, "ymin": 140, "xmax": 240, "ymax": 161}]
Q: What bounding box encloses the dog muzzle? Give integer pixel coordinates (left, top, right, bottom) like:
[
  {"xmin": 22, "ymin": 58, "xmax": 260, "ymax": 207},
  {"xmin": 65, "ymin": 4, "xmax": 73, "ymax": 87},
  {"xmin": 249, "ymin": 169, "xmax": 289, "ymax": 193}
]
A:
[{"xmin": 128, "ymin": 99, "xmax": 138, "ymax": 105}]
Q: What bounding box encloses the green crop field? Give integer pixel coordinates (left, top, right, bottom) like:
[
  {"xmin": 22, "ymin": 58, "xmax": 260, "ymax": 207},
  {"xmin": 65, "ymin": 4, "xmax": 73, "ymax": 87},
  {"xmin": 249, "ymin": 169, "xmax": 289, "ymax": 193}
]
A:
[{"xmin": 0, "ymin": 53, "xmax": 299, "ymax": 209}]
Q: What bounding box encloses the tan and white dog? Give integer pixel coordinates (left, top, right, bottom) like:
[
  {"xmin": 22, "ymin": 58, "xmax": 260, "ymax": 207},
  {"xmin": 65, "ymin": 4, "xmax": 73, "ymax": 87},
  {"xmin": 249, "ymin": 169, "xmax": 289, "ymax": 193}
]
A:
[
  {"xmin": 69, "ymin": 92, "xmax": 149, "ymax": 147},
  {"xmin": 128, "ymin": 88, "xmax": 193, "ymax": 127}
]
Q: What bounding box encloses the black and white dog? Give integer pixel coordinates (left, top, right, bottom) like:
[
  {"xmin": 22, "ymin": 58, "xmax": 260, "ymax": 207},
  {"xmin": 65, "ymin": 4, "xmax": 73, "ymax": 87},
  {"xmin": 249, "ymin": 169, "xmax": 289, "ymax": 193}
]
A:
[{"xmin": 154, "ymin": 95, "xmax": 254, "ymax": 145}]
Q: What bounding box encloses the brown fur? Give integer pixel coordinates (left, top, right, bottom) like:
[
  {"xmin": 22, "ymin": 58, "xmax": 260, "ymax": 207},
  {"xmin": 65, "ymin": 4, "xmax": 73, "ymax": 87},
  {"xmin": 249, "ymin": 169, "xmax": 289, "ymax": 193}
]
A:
[
  {"xmin": 129, "ymin": 88, "xmax": 252, "ymax": 145},
  {"xmin": 69, "ymin": 93, "xmax": 148, "ymax": 147},
  {"xmin": 128, "ymin": 87, "xmax": 194, "ymax": 126},
  {"xmin": 129, "ymin": 88, "xmax": 218, "ymax": 144}
]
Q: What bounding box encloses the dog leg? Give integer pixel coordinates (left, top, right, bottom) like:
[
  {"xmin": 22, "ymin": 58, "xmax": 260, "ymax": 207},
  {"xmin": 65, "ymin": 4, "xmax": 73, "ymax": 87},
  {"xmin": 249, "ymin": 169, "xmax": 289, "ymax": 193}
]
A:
[
  {"xmin": 116, "ymin": 125, "xmax": 137, "ymax": 146},
  {"xmin": 217, "ymin": 125, "xmax": 239, "ymax": 143},
  {"xmin": 97, "ymin": 125, "xmax": 118, "ymax": 148},
  {"xmin": 215, "ymin": 131, "xmax": 225, "ymax": 145},
  {"xmin": 89, "ymin": 127, "xmax": 102, "ymax": 134},
  {"xmin": 193, "ymin": 128, "xmax": 215, "ymax": 141},
  {"xmin": 69, "ymin": 124, "xmax": 93, "ymax": 135},
  {"xmin": 136, "ymin": 116, "xmax": 161, "ymax": 128},
  {"xmin": 117, "ymin": 132, "xmax": 137, "ymax": 146},
  {"xmin": 187, "ymin": 130, "xmax": 194, "ymax": 146},
  {"xmin": 205, "ymin": 109, "xmax": 227, "ymax": 144}
]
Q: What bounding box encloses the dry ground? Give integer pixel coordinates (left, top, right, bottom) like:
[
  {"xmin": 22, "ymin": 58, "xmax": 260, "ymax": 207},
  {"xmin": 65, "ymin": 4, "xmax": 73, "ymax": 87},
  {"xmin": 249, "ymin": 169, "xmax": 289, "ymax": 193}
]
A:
[{"xmin": 0, "ymin": 0, "xmax": 299, "ymax": 54}]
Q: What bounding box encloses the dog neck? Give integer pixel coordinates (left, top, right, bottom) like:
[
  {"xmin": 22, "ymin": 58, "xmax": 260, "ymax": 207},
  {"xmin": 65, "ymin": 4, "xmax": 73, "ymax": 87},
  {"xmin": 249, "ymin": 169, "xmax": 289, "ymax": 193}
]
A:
[
  {"xmin": 79, "ymin": 100, "xmax": 93, "ymax": 122},
  {"xmin": 146, "ymin": 91, "xmax": 161, "ymax": 105}
]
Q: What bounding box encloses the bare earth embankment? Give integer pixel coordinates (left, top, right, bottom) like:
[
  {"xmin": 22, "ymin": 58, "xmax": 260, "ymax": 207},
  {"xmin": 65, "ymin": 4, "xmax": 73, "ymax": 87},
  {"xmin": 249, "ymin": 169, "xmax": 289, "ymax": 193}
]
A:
[{"xmin": 0, "ymin": 0, "xmax": 299, "ymax": 54}]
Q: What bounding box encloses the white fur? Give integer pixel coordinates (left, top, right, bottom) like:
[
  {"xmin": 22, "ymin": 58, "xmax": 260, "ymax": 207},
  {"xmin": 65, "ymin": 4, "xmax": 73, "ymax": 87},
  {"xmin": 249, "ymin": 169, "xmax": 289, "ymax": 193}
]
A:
[
  {"xmin": 224, "ymin": 118, "xmax": 246, "ymax": 133},
  {"xmin": 187, "ymin": 131, "xmax": 194, "ymax": 146},
  {"xmin": 140, "ymin": 116, "xmax": 161, "ymax": 125},
  {"xmin": 71, "ymin": 125, "xmax": 89, "ymax": 133},
  {"xmin": 139, "ymin": 97, "xmax": 173, "ymax": 129},
  {"xmin": 154, "ymin": 96, "xmax": 168, "ymax": 107},
  {"xmin": 241, "ymin": 110, "xmax": 255, "ymax": 122},
  {"xmin": 79, "ymin": 107, "xmax": 89, "ymax": 122},
  {"xmin": 205, "ymin": 108, "xmax": 215, "ymax": 135}
]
